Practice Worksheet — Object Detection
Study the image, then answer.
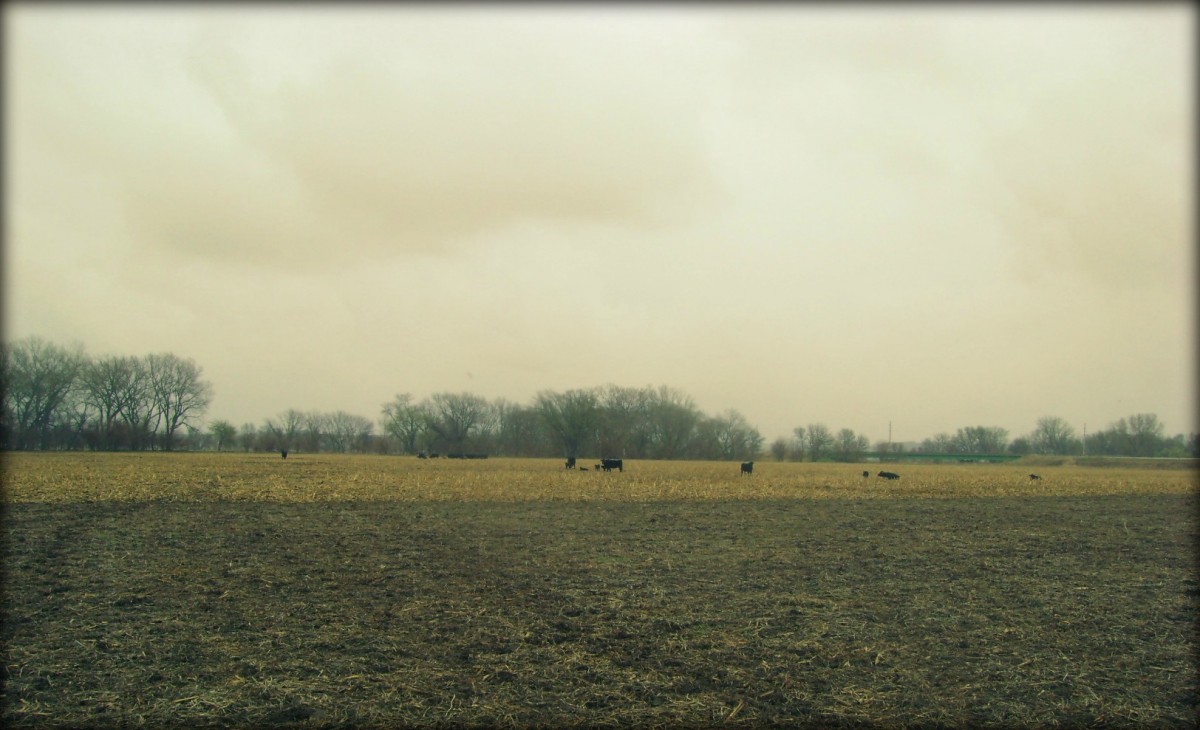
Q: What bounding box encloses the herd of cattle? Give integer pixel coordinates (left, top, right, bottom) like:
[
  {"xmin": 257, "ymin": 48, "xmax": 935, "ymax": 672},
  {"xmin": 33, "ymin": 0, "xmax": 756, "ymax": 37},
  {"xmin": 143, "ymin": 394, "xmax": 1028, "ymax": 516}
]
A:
[
  {"xmin": 399, "ymin": 453, "xmax": 1045, "ymax": 482},
  {"xmin": 564, "ymin": 457, "xmax": 624, "ymax": 472}
]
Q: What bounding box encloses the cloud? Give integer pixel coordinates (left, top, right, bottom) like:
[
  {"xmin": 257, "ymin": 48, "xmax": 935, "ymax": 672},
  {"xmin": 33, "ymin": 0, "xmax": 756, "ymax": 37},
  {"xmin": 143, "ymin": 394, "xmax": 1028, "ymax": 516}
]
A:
[{"xmin": 174, "ymin": 10, "xmax": 726, "ymax": 267}]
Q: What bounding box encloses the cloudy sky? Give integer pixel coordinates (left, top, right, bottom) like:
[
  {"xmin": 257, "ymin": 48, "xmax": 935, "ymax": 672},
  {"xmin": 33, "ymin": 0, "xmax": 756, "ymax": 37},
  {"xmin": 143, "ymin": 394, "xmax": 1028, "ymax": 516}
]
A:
[{"xmin": 5, "ymin": 3, "xmax": 1194, "ymax": 444}]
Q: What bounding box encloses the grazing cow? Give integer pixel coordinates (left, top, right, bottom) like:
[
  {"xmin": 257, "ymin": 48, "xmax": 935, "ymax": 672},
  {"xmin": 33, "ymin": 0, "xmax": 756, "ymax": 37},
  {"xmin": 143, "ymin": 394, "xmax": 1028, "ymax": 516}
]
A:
[
  {"xmin": 862, "ymin": 470, "xmax": 870, "ymax": 478},
  {"xmin": 740, "ymin": 461, "xmax": 754, "ymax": 476},
  {"xmin": 1029, "ymin": 473, "xmax": 1042, "ymax": 481},
  {"xmin": 601, "ymin": 458, "xmax": 624, "ymax": 472},
  {"xmin": 580, "ymin": 467, "xmax": 589, "ymax": 472},
  {"xmin": 281, "ymin": 449, "xmax": 288, "ymax": 459},
  {"xmin": 418, "ymin": 451, "xmax": 427, "ymax": 459},
  {"xmin": 877, "ymin": 471, "xmax": 900, "ymax": 480},
  {"xmin": 565, "ymin": 457, "xmax": 576, "ymax": 469}
]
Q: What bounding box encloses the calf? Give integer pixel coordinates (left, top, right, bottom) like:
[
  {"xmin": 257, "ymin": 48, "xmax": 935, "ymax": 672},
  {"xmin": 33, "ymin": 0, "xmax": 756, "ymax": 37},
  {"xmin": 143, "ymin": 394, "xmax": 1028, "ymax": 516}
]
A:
[
  {"xmin": 565, "ymin": 457, "xmax": 576, "ymax": 469},
  {"xmin": 862, "ymin": 470, "xmax": 870, "ymax": 478},
  {"xmin": 877, "ymin": 471, "xmax": 900, "ymax": 480},
  {"xmin": 1029, "ymin": 473, "xmax": 1042, "ymax": 481},
  {"xmin": 601, "ymin": 458, "xmax": 624, "ymax": 472},
  {"xmin": 740, "ymin": 461, "xmax": 754, "ymax": 476},
  {"xmin": 281, "ymin": 449, "xmax": 288, "ymax": 459}
]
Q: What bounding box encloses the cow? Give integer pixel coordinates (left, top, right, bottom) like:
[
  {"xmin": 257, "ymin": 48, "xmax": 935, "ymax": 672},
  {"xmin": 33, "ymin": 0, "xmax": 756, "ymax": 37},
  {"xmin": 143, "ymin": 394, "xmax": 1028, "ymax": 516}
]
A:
[
  {"xmin": 580, "ymin": 467, "xmax": 589, "ymax": 472},
  {"xmin": 1029, "ymin": 473, "xmax": 1042, "ymax": 481},
  {"xmin": 594, "ymin": 464, "xmax": 602, "ymax": 472},
  {"xmin": 877, "ymin": 471, "xmax": 900, "ymax": 480},
  {"xmin": 601, "ymin": 458, "xmax": 624, "ymax": 472},
  {"xmin": 862, "ymin": 470, "xmax": 870, "ymax": 478},
  {"xmin": 740, "ymin": 461, "xmax": 754, "ymax": 476},
  {"xmin": 418, "ymin": 451, "xmax": 427, "ymax": 459},
  {"xmin": 281, "ymin": 449, "xmax": 288, "ymax": 459},
  {"xmin": 565, "ymin": 457, "xmax": 576, "ymax": 469}
]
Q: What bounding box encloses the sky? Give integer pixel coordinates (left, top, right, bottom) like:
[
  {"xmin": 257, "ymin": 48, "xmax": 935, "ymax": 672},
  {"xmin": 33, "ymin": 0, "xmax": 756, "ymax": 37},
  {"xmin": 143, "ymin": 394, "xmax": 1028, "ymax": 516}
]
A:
[{"xmin": 5, "ymin": 3, "xmax": 1195, "ymax": 445}]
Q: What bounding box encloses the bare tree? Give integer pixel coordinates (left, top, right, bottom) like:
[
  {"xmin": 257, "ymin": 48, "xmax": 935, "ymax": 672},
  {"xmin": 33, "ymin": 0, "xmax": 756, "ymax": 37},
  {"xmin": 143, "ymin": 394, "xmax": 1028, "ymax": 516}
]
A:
[
  {"xmin": 81, "ymin": 355, "xmax": 142, "ymax": 450},
  {"xmin": 707, "ymin": 409, "xmax": 763, "ymax": 460},
  {"xmin": 300, "ymin": 411, "xmax": 328, "ymax": 452},
  {"xmin": 536, "ymin": 388, "xmax": 601, "ymax": 459},
  {"xmin": 1122, "ymin": 413, "xmax": 1166, "ymax": 457},
  {"xmin": 264, "ymin": 409, "xmax": 304, "ymax": 452},
  {"xmin": 325, "ymin": 410, "xmax": 374, "ymax": 453},
  {"xmin": 834, "ymin": 428, "xmax": 871, "ymax": 462},
  {"xmin": 805, "ymin": 423, "xmax": 834, "ymax": 462},
  {"xmin": 119, "ymin": 357, "xmax": 158, "ymax": 450},
  {"xmin": 382, "ymin": 394, "xmax": 430, "ymax": 454},
  {"xmin": 425, "ymin": 392, "xmax": 491, "ymax": 453},
  {"xmin": 920, "ymin": 433, "xmax": 955, "ymax": 454},
  {"xmin": 238, "ymin": 422, "xmax": 258, "ymax": 452},
  {"xmin": 492, "ymin": 398, "xmax": 552, "ymax": 456},
  {"xmin": 146, "ymin": 353, "xmax": 213, "ymax": 451},
  {"xmin": 1029, "ymin": 416, "xmax": 1079, "ymax": 455},
  {"xmin": 597, "ymin": 384, "xmax": 653, "ymax": 458},
  {"xmin": 208, "ymin": 420, "xmax": 237, "ymax": 451},
  {"xmin": 791, "ymin": 427, "xmax": 809, "ymax": 461},
  {"xmin": 2, "ymin": 336, "xmax": 87, "ymax": 450},
  {"xmin": 951, "ymin": 426, "xmax": 1010, "ymax": 454},
  {"xmin": 645, "ymin": 385, "xmax": 700, "ymax": 459}
]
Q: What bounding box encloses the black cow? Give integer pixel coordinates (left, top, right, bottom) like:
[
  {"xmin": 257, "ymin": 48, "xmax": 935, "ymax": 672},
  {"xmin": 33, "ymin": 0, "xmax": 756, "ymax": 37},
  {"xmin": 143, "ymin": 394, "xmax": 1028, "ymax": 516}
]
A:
[
  {"xmin": 565, "ymin": 457, "xmax": 576, "ymax": 469},
  {"xmin": 281, "ymin": 449, "xmax": 288, "ymax": 459},
  {"xmin": 1029, "ymin": 473, "xmax": 1042, "ymax": 481},
  {"xmin": 740, "ymin": 461, "xmax": 754, "ymax": 476},
  {"xmin": 601, "ymin": 458, "xmax": 624, "ymax": 472},
  {"xmin": 594, "ymin": 464, "xmax": 602, "ymax": 472},
  {"xmin": 862, "ymin": 470, "xmax": 870, "ymax": 478},
  {"xmin": 877, "ymin": 471, "xmax": 900, "ymax": 480},
  {"xmin": 580, "ymin": 467, "xmax": 589, "ymax": 472},
  {"xmin": 418, "ymin": 451, "xmax": 427, "ymax": 459}
]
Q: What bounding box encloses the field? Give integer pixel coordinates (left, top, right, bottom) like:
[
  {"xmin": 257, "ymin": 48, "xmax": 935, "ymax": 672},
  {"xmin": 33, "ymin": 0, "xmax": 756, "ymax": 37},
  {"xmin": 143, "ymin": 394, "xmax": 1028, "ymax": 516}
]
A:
[{"xmin": 3, "ymin": 453, "xmax": 1197, "ymax": 728}]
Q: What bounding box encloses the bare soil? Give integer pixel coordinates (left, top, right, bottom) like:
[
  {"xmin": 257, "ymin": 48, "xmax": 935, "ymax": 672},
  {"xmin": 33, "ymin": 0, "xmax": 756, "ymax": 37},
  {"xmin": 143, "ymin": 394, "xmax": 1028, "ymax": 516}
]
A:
[{"xmin": 3, "ymin": 492, "xmax": 1196, "ymax": 728}]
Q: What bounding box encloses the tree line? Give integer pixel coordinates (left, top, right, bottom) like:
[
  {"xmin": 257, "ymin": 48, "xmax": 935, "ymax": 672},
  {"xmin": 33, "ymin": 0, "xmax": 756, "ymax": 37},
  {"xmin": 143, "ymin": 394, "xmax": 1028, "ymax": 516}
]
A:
[
  {"xmin": 2, "ymin": 336, "xmax": 212, "ymax": 451},
  {"xmin": 3, "ymin": 335, "xmax": 1196, "ymax": 458},
  {"xmin": 767, "ymin": 416, "xmax": 1197, "ymax": 461}
]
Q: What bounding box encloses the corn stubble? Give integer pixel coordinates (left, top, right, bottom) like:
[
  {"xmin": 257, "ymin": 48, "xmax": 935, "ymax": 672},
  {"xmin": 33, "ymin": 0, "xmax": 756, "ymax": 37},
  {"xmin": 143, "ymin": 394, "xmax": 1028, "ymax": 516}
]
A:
[
  {"xmin": 4, "ymin": 452, "xmax": 1194, "ymax": 502},
  {"xmin": 3, "ymin": 453, "xmax": 1196, "ymax": 728}
]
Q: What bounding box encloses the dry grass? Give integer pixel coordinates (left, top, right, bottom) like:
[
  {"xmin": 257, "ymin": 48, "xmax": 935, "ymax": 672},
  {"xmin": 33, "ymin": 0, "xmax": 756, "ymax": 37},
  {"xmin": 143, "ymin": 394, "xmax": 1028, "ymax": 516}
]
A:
[
  {"xmin": 3, "ymin": 453, "xmax": 1197, "ymax": 728},
  {"xmin": 3, "ymin": 452, "xmax": 1195, "ymax": 503}
]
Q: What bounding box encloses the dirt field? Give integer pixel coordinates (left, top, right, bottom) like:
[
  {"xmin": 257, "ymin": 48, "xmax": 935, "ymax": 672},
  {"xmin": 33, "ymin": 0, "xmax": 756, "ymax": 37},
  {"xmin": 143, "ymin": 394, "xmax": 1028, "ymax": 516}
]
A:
[{"xmin": 3, "ymin": 453, "xmax": 1197, "ymax": 728}]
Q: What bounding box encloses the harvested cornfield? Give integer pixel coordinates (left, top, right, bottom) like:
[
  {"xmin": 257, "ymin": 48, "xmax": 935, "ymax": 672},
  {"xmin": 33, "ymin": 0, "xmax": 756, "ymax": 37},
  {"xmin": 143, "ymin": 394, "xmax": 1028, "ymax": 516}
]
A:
[
  {"xmin": 3, "ymin": 453, "xmax": 1197, "ymax": 728},
  {"xmin": 4, "ymin": 452, "xmax": 1195, "ymax": 503}
]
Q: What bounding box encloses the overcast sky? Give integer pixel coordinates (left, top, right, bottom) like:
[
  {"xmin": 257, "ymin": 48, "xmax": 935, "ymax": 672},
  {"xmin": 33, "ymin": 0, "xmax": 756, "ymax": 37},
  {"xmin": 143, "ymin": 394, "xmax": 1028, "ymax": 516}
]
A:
[{"xmin": 5, "ymin": 4, "xmax": 1195, "ymax": 444}]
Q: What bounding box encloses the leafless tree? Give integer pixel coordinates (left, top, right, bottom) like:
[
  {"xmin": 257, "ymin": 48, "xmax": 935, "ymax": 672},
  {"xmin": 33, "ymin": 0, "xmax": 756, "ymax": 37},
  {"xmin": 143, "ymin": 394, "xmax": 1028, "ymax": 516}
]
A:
[
  {"xmin": 325, "ymin": 410, "xmax": 374, "ymax": 452},
  {"xmin": 2, "ymin": 336, "xmax": 87, "ymax": 450},
  {"xmin": 536, "ymin": 388, "xmax": 601, "ymax": 459},
  {"xmin": 707, "ymin": 409, "xmax": 764, "ymax": 461},
  {"xmin": 425, "ymin": 392, "xmax": 492, "ymax": 453},
  {"xmin": 146, "ymin": 353, "xmax": 213, "ymax": 451},
  {"xmin": 382, "ymin": 393, "xmax": 430, "ymax": 454},
  {"xmin": 805, "ymin": 423, "xmax": 834, "ymax": 462},
  {"xmin": 1029, "ymin": 416, "xmax": 1079, "ymax": 455}
]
